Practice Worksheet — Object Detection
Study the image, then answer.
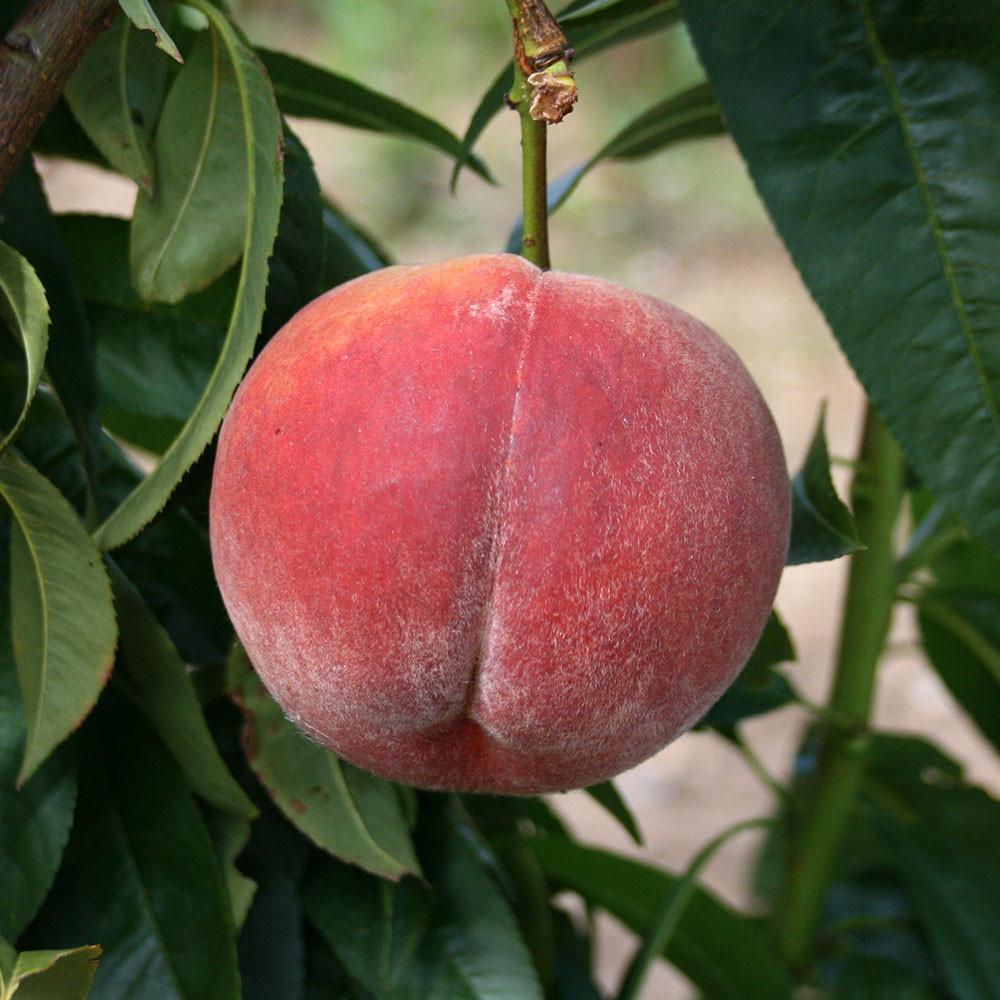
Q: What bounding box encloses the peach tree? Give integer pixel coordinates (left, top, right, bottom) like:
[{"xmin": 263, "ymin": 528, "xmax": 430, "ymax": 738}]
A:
[{"xmin": 0, "ymin": 0, "xmax": 998, "ymax": 998}]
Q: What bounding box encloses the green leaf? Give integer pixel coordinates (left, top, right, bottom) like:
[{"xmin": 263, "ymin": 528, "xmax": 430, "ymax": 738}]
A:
[
  {"xmin": 233, "ymin": 658, "xmax": 420, "ymax": 880},
  {"xmin": 306, "ymin": 803, "xmax": 545, "ymax": 1000},
  {"xmin": 64, "ymin": 13, "xmax": 170, "ymax": 194},
  {"xmin": 913, "ymin": 535, "xmax": 1000, "ymax": 756},
  {"xmin": 0, "ymin": 242, "xmax": 48, "ymax": 454},
  {"xmin": 681, "ymin": 0, "xmax": 1000, "ymax": 552},
  {"xmin": 232, "ymin": 792, "xmax": 311, "ymax": 1000},
  {"xmin": 0, "ymin": 450, "xmax": 115, "ymax": 785},
  {"xmin": 452, "ymin": 0, "xmax": 681, "ymax": 189},
  {"xmin": 550, "ymin": 909, "xmax": 602, "ymax": 1000},
  {"xmin": 698, "ymin": 612, "xmax": 796, "ymax": 730},
  {"xmin": 0, "ymin": 162, "xmax": 101, "ymax": 501},
  {"xmin": 116, "ymin": 0, "xmax": 182, "ymax": 62},
  {"xmin": 788, "ymin": 406, "xmax": 863, "ymax": 565},
  {"xmin": 0, "ymin": 576, "xmax": 77, "ymax": 943},
  {"xmin": 58, "ymin": 213, "xmax": 232, "ymax": 455},
  {"xmin": 130, "ymin": 29, "xmax": 251, "ymax": 302},
  {"xmin": 95, "ymin": 4, "xmax": 282, "ymax": 550},
  {"xmin": 864, "ymin": 736, "xmax": 1000, "ymax": 1000},
  {"xmin": 203, "ymin": 808, "xmax": 256, "ymax": 932},
  {"xmin": 617, "ymin": 819, "xmax": 770, "ymax": 1000},
  {"xmin": 305, "ymin": 859, "xmax": 434, "ymax": 998},
  {"xmin": 239, "ymin": 876, "xmax": 304, "ymax": 1000},
  {"xmin": 258, "ymin": 48, "xmax": 494, "ymax": 184},
  {"xmin": 918, "ymin": 596, "xmax": 1000, "ymax": 756},
  {"xmin": 109, "ymin": 561, "xmax": 255, "ymax": 817},
  {"xmin": 506, "ymin": 82, "xmax": 723, "ymax": 251},
  {"xmin": 0, "ymin": 944, "xmax": 101, "ymax": 1000},
  {"xmin": 29, "ymin": 694, "xmax": 240, "ymax": 1000},
  {"xmin": 584, "ymin": 781, "xmax": 643, "ymax": 845},
  {"xmin": 532, "ymin": 835, "xmax": 792, "ymax": 999},
  {"xmin": 263, "ymin": 125, "xmax": 326, "ymax": 335}
]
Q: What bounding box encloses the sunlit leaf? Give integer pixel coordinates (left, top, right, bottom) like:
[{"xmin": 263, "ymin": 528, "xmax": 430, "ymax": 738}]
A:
[
  {"xmin": 0, "ymin": 450, "xmax": 115, "ymax": 785},
  {"xmin": 233, "ymin": 652, "xmax": 420, "ymax": 880},
  {"xmin": 116, "ymin": 0, "xmax": 182, "ymax": 62},
  {"xmin": 95, "ymin": 3, "xmax": 282, "ymax": 550},
  {"xmin": 65, "ymin": 14, "xmax": 169, "ymax": 194},
  {"xmin": 0, "ymin": 943, "xmax": 101, "ymax": 1000},
  {"xmin": 0, "ymin": 242, "xmax": 48, "ymax": 454}
]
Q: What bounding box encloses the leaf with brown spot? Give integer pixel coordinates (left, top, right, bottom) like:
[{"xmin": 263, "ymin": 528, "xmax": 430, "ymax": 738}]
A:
[{"xmin": 233, "ymin": 650, "xmax": 420, "ymax": 881}]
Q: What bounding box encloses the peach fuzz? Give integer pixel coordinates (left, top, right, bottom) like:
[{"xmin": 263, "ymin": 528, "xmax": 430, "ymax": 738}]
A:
[{"xmin": 209, "ymin": 254, "xmax": 790, "ymax": 795}]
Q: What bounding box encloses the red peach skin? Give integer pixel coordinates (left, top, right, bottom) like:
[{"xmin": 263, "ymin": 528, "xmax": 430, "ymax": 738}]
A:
[{"xmin": 210, "ymin": 254, "xmax": 790, "ymax": 794}]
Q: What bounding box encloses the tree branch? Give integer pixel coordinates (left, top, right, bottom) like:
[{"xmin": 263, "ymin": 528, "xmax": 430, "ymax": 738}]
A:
[{"xmin": 0, "ymin": 0, "xmax": 118, "ymax": 196}]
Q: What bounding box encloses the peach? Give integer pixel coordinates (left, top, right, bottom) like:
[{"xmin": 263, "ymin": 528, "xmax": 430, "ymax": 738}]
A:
[{"xmin": 209, "ymin": 254, "xmax": 789, "ymax": 795}]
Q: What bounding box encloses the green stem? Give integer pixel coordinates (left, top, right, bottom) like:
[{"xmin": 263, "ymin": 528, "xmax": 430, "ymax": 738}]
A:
[
  {"xmin": 502, "ymin": 0, "xmax": 576, "ymax": 270},
  {"xmin": 516, "ymin": 70, "xmax": 550, "ymax": 269},
  {"xmin": 772, "ymin": 403, "xmax": 905, "ymax": 968}
]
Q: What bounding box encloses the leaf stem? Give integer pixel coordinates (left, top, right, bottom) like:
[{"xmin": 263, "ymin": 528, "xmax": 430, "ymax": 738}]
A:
[{"xmin": 772, "ymin": 403, "xmax": 905, "ymax": 968}]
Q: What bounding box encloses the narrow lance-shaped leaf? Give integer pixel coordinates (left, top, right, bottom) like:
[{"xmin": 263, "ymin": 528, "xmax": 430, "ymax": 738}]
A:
[
  {"xmin": 0, "ymin": 450, "xmax": 115, "ymax": 785},
  {"xmin": 28, "ymin": 693, "xmax": 241, "ymax": 1000},
  {"xmin": 617, "ymin": 818, "xmax": 771, "ymax": 1000},
  {"xmin": 0, "ymin": 162, "xmax": 101, "ymax": 504},
  {"xmin": 130, "ymin": 28, "xmax": 248, "ymax": 303},
  {"xmin": 681, "ymin": 0, "xmax": 1000, "ymax": 552},
  {"xmin": 0, "ymin": 943, "xmax": 101, "ymax": 1000},
  {"xmin": 0, "ymin": 568, "xmax": 77, "ymax": 944},
  {"xmin": 0, "ymin": 242, "xmax": 48, "ymax": 454},
  {"xmin": 584, "ymin": 781, "xmax": 643, "ymax": 845},
  {"xmin": 506, "ymin": 81, "xmax": 723, "ymax": 250},
  {"xmin": 116, "ymin": 0, "xmax": 181, "ymax": 62},
  {"xmin": 109, "ymin": 560, "xmax": 256, "ymax": 818},
  {"xmin": 65, "ymin": 14, "xmax": 170, "ymax": 194},
  {"xmin": 532, "ymin": 835, "xmax": 793, "ymax": 998},
  {"xmin": 95, "ymin": 2, "xmax": 282, "ymax": 551},
  {"xmin": 788, "ymin": 404, "xmax": 863, "ymax": 565},
  {"xmin": 233, "ymin": 654, "xmax": 420, "ymax": 880},
  {"xmin": 258, "ymin": 48, "xmax": 494, "ymax": 184}
]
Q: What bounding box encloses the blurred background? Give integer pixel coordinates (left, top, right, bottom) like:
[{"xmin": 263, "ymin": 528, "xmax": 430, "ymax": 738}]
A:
[{"xmin": 37, "ymin": 2, "xmax": 1000, "ymax": 995}]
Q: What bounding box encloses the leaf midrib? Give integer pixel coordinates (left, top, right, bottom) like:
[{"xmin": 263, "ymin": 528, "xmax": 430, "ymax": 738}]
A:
[
  {"xmin": 859, "ymin": 0, "xmax": 1000, "ymax": 440},
  {"xmin": 144, "ymin": 29, "xmax": 223, "ymax": 294},
  {"xmin": 326, "ymin": 756, "xmax": 411, "ymax": 877}
]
